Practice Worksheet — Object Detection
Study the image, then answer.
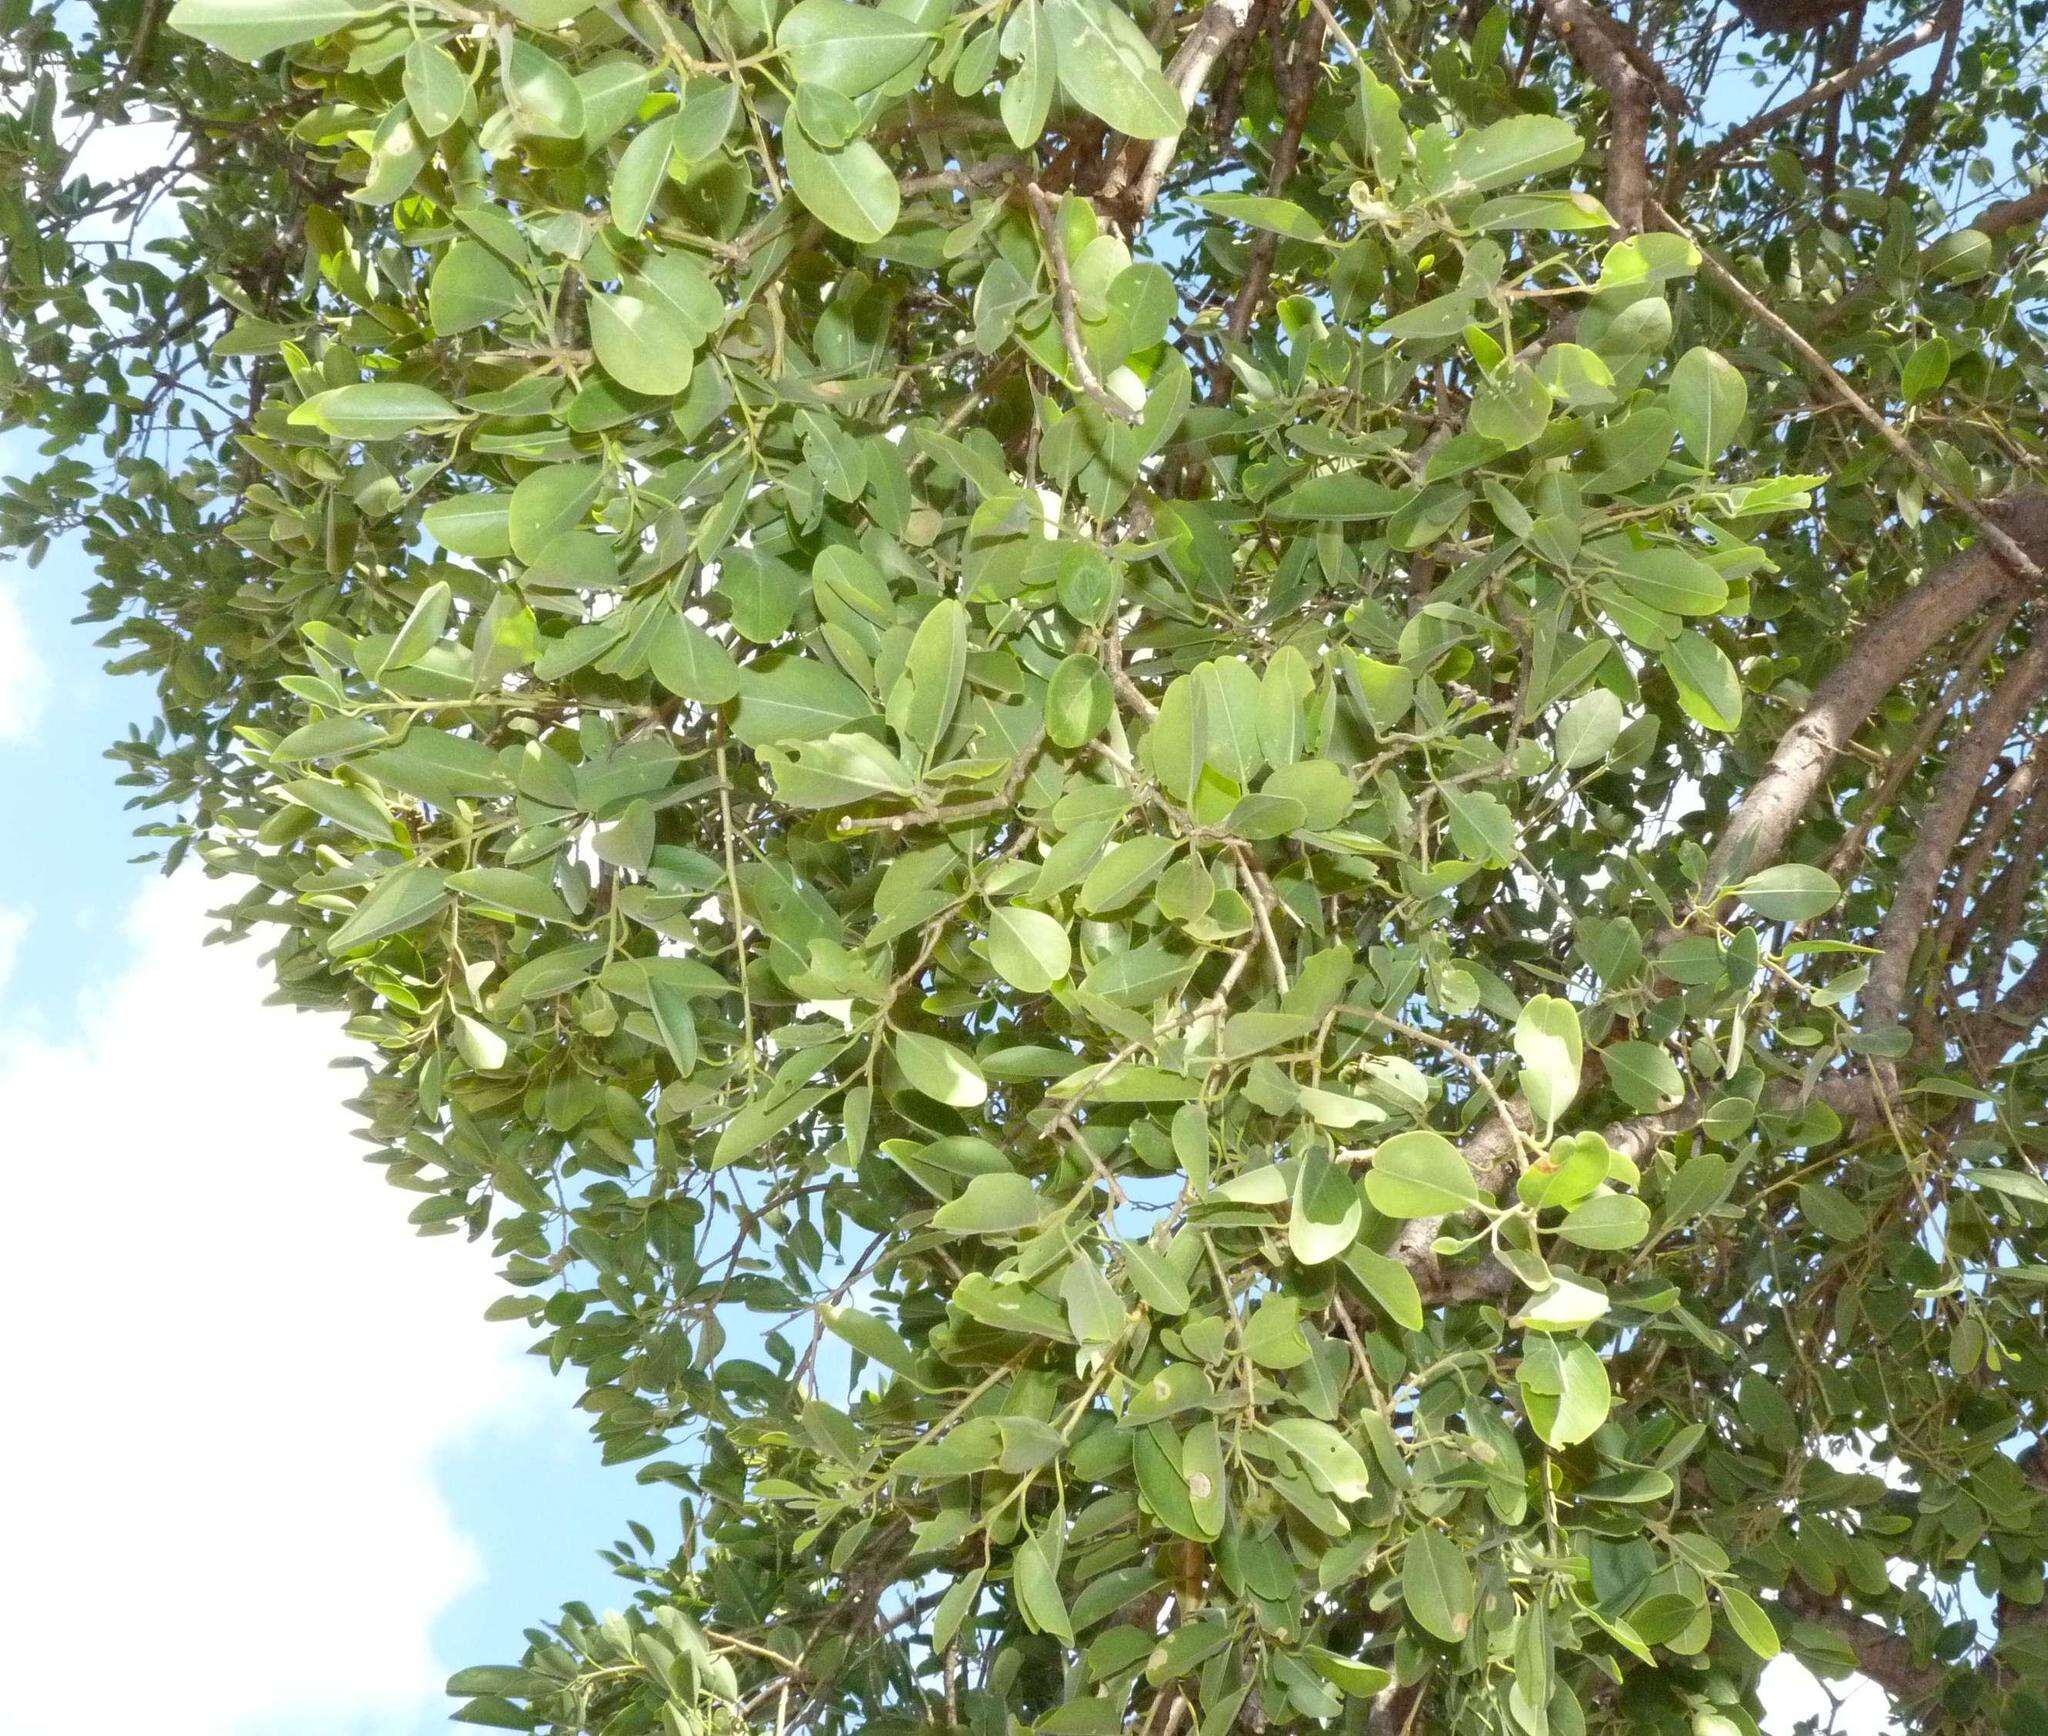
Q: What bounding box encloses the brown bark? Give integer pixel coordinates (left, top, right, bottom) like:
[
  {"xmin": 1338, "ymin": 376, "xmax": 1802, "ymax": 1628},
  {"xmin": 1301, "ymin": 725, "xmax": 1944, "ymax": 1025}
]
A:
[
  {"xmin": 1535, "ymin": 0, "xmax": 1682, "ymax": 232},
  {"xmin": 1703, "ymin": 495, "xmax": 2048, "ymax": 895},
  {"xmin": 1864, "ymin": 637, "xmax": 2048, "ymax": 1037}
]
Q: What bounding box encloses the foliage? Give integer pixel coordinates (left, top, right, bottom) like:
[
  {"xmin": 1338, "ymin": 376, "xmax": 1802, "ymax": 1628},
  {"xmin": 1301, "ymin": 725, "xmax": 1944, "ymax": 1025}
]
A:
[{"xmin": 7, "ymin": 0, "xmax": 2048, "ymax": 1730}]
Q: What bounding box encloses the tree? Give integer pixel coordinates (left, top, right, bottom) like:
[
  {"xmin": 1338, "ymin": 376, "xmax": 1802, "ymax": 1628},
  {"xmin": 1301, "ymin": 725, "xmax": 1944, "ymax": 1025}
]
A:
[{"xmin": 5, "ymin": 0, "xmax": 2048, "ymax": 1727}]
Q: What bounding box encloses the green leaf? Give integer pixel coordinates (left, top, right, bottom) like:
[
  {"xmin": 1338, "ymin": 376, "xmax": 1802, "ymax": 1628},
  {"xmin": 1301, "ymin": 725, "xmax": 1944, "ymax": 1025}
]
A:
[
  {"xmin": 430, "ymin": 242, "xmax": 527, "ymax": 339},
  {"xmin": 1441, "ymin": 786, "xmax": 1517, "ymax": 865},
  {"xmin": 1270, "ymin": 471, "xmax": 1404, "ymax": 520},
  {"xmin": 291, "ymin": 382, "xmax": 463, "ymax": 441},
  {"xmin": 932, "ymin": 1171, "xmax": 1041, "ymax": 1234},
  {"xmin": 328, "ymin": 864, "xmax": 449, "ymax": 953},
  {"xmin": 1901, "ymin": 335, "xmax": 1951, "ymax": 403},
  {"xmin": 1729, "ymin": 863, "xmax": 1840, "ymax": 922},
  {"xmin": 1668, "ymin": 345, "xmax": 1747, "ymax": 462},
  {"xmin": 823, "ymin": 1303, "xmax": 922, "ymax": 1379},
  {"xmin": 987, "ymin": 906, "xmax": 1072, "ymax": 993},
  {"xmin": 1060, "ymin": 1254, "xmax": 1124, "ymax": 1343},
  {"xmin": 1719, "ymin": 1585, "xmax": 1781, "ymax": 1660},
  {"xmin": 1045, "ymin": 654, "xmax": 1112, "ymax": 748},
  {"xmin": 1341, "ymin": 1244, "xmax": 1423, "ymax": 1331},
  {"xmin": 648, "ymin": 977, "xmax": 699, "ymax": 1078},
  {"xmin": 378, "ymin": 580, "xmax": 453, "ymax": 674},
  {"xmin": 1044, "ymin": 0, "xmax": 1186, "ymax": 141},
  {"xmin": 447, "ymin": 866, "xmax": 574, "ymax": 924},
  {"xmin": 650, "ymin": 612, "xmax": 742, "ymax": 705},
  {"xmin": 1262, "ymin": 760, "xmax": 1354, "ymax": 832},
  {"xmin": 285, "ymin": 776, "xmax": 396, "ymax": 842},
  {"xmin": 509, "ymin": 463, "xmax": 603, "ymax": 563},
  {"xmin": 1554, "ymin": 688, "xmax": 1623, "ymax": 769},
  {"xmin": 422, "ymin": 492, "xmax": 513, "ymax": 559},
  {"xmin": 1364, "ymin": 1130, "xmax": 1481, "ymax": 1219},
  {"xmin": 404, "ymin": 39, "xmax": 469, "ymax": 137},
  {"xmin": 732, "ymin": 657, "xmax": 873, "ymax": 745},
  {"xmin": 1606, "ymin": 543, "xmax": 1728, "ymax": 616},
  {"xmin": 779, "ymin": 0, "xmax": 932, "ymax": 98},
  {"xmin": 1445, "ymin": 114, "xmax": 1583, "ymax": 194},
  {"xmin": 765, "ymin": 732, "xmax": 917, "ymax": 808},
  {"xmin": 1266, "ymin": 1417, "xmax": 1371, "ymax": 1501},
  {"xmin": 1557, "ymin": 1193, "xmax": 1651, "ymax": 1250},
  {"xmin": 1079, "ymin": 835, "xmax": 1176, "ymax": 914},
  {"xmin": 1514, "ymin": 995, "xmax": 1583, "ymax": 1130},
  {"xmin": 589, "ymin": 290, "xmax": 697, "ymax": 397},
  {"xmin": 1014, "ymin": 1528, "xmax": 1074, "ymax": 1641},
  {"xmin": 1603, "ymin": 1039, "xmax": 1685, "ymax": 1113},
  {"xmin": 1403, "ymin": 1527, "xmax": 1475, "ymax": 1642},
  {"xmin": 999, "ymin": 0, "xmax": 1055, "ymax": 146},
  {"xmin": 1520, "ymin": 1337, "xmax": 1611, "ymax": 1448},
  {"xmin": 1195, "ymin": 193, "xmax": 1326, "ymax": 242},
  {"xmin": 1661, "ymin": 630, "xmax": 1742, "ymax": 732},
  {"xmin": 783, "ymin": 127, "xmax": 900, "ymax": 244},
  {"xmin": 168, "ymin": 0, "xmax": 375, "ymax": 59},
  {"xmin": 898, "ymin": 598, "xmax": 968, "ymax": 756},
  {"xmin": 1121, "ymin": 1240, "xmax": 1190, "ymax": 1314},
  {"xmin": 502, "ymin": 39, "xmax": 585, "ymax": 140},
  {"xmin": 1306, "ymin": 1648, "xmax": 1393, "ymax": 1700},
  {"xmin": 1288, "ymin": 1149, "xmax": 1363, "ymax": 1266},
  {"xmin": 895, "ymin": 1029, "xmax": 989, "ymax": 1108},
  {"xmin": 1513, "ymin": 1274, "xmax": 1610, "ymax": 1332},
  {"xmin": 610, "ymin": 117, "xmax": 676, "ymax": 234}
]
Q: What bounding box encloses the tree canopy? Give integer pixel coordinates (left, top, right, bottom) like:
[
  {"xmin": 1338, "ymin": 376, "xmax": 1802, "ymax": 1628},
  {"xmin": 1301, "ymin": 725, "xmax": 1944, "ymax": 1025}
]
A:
[{"xmin": 7, "ymin": 0, "xmax": 2048, "ymax": 1728}]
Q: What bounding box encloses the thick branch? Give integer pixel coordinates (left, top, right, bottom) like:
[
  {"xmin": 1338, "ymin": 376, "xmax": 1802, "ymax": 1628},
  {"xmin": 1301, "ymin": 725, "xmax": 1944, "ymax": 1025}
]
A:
[
  {"xmin": 1703, "ymin": 498, "xmax": 2048, "ymax": 892},
  {"xmin": 1970, "ymin": 184, "xmax": 2048, "ymax": 240},
  {"xmin": 1535, "ymin": 0, "xmax": 1684, "ymax": 233},
  {"xmin": 1863, "ymin": 636, "xmax": 2048, "ymax": 1036},
  {"xmin": 1919, "ymin": 746, "xmax": 2042, "ymax": 1046},
  {"xmin": 1779, "ymin": 1586, "xmax": 1946, "ymax": 1706},
  {"xmin": 1825, "ymin": 605, "xmax": 2015, "ymax": 882}
]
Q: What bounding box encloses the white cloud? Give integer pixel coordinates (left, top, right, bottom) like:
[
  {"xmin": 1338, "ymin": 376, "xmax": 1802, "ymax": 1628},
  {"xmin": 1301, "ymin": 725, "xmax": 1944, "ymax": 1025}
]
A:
[
  {"xmin": 0, "ymin": 576, "xmax": 47, "ymax": 742},
  {"xmin": 1761, "ymin": 1654, "xmax": 1899, "ymax": 1733},
  {"xmin": 0, "ymin": 877, "xmax": 554, "ymax": 1735}
]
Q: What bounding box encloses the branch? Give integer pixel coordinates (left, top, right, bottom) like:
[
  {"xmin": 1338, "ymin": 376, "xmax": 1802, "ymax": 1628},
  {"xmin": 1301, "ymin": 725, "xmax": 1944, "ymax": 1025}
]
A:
[
  {"xmin": 1969, "ymin": 183, "xmax": 2048, "ymax": 240},
  {"xmin": 1657, "ymin": 205, "xmax": 2047, "ymax": 589},
  {"xmin": 1685, "ymin": 9, "xmax": 1953, "ymax": 185},
  {"xmin": 1729, "ymin": 0, "xmax": 1865, "ymax": 32},
  {"xmin": 1214, "ymin": 7, "xmax": 1328, "ymax": 384},
  {"xmin": 1879, "ymin": 0, "xmax": 1964, "ymax": 203},
  {"xmin": 1021, "ymin": 182, "xmax": 1140, "ymax": 424},
  {"xmin": 1824, "ymin": 604, "xmax": 2016, "ymax": 883},
  {"xmin": 1535, "ymin": 0, "xmax": 1685, "ymax": 233},
  {"xmin": 1863, "ymin": 637, "xmax": 2048, "ymax": 1037},
  {"xmin": 1104, "ymin": 0, "xmax": 1258, "ymax": 224},
  {"xmin": 1703, "ymin": 500, "xmax": 2048, "ymax": 893},
  {"xmin": 1779, "ymin": 1586, "xmax": 1947, "ymax": 1706},
  {"xmin": 1920, "ymin": 745, "xmax": 2041, "ymax": 1045}
]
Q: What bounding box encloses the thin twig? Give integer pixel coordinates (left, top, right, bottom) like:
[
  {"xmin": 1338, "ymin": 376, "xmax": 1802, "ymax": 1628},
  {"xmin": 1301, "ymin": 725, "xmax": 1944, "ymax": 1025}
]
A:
[
  {"xmin": 1020, "ymin": 182, "xmax": 1139, "ymax": 423},
  {"xmin": 1653, "ymin": 202, "xmax": 2045, "ymax": 588},
  {"xmin": 1683, "ymin": 10, "xmax": 1950, "ymax": 186}
]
